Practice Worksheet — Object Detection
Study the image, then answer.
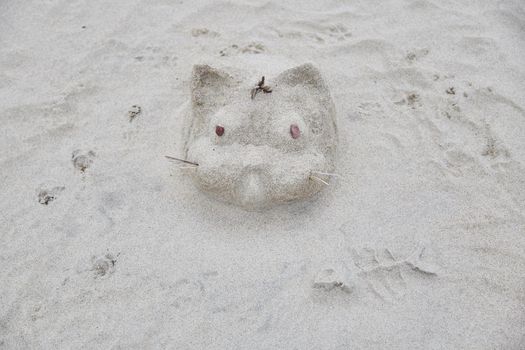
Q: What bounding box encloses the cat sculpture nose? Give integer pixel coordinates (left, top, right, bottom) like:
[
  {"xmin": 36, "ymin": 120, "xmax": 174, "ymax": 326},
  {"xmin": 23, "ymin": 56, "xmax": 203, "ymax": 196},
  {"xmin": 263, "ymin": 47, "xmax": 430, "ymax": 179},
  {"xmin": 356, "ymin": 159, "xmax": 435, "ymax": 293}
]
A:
[{"xmin": 237, "ymin": 171, "xmax": 267, "ymax": 208}]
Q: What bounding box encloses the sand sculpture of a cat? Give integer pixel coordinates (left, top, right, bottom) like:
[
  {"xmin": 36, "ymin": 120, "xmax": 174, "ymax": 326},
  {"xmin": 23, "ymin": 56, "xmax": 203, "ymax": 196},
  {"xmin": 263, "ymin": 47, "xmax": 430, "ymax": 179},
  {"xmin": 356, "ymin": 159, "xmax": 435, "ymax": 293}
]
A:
[{"xmin": 182, "ymin": 63, "xmax": 337, "ymax": 209}]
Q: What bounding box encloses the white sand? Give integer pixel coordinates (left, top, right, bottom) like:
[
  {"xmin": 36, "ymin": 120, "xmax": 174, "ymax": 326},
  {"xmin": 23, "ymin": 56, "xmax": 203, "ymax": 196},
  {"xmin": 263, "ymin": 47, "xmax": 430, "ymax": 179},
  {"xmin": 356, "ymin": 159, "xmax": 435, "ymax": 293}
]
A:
[{"xmin": 1, "ymin": 0, "xmax": 525, "ymax": 348}]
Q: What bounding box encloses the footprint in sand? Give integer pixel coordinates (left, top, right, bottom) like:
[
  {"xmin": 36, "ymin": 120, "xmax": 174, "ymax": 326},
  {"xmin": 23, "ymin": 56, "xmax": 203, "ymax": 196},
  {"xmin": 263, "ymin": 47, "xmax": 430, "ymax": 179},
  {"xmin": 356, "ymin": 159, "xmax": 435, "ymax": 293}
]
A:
[
  {"xmin": 72, "ymin": 150, "xmax": 95, "ymax": 173},
  {"xmin": 312, "ymin": 266, "xmax": 354, "ymax": 294},
  {"xmin": 191, "ymin": 28, "xmax": 219, "ymax": 37},
  {"xmin": 219, "ymin": 42, "xmax": 265, "ymax": 56},
  {"xmin": 91, "ymin": 253, "xmax": 118, "ymax": 278},
  {"xmin": 393, "ymin": 92, "xmax": 421, "ymax": 109},
  {"xmin": 37, "ymin": 186, "xmax": 65, "ymax": 205},
  {"xmin": 405, "ymin": 48, "xmax": 429, "ymax": 63}
]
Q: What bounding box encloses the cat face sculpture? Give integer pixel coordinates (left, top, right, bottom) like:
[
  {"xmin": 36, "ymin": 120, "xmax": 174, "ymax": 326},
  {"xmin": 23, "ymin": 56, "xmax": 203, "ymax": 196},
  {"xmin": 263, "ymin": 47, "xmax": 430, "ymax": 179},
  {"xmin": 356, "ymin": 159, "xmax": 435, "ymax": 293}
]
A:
[{"xmin": 184, "ymin": 63, "xmax": 337, "ymax": 209}]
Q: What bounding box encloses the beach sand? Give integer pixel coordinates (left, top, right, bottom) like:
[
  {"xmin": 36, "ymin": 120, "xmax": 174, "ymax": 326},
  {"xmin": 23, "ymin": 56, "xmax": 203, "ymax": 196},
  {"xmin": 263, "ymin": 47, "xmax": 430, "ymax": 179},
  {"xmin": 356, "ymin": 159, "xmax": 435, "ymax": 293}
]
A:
[{"xmin": 1, "ymin": 0, "xmax": 524, "ymax": 348}]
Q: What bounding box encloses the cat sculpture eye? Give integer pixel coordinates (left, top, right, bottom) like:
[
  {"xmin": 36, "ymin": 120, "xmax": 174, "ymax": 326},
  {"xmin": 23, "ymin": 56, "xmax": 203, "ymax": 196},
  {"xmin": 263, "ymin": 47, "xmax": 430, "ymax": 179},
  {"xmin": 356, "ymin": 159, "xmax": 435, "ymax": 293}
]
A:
[
  {"xmin": 290, "ymin": 124, "xmax": 300, "ymax": 139},
  {"xmin": 216, "ymin": 125, "xmax": 225, "ymax": 136}
]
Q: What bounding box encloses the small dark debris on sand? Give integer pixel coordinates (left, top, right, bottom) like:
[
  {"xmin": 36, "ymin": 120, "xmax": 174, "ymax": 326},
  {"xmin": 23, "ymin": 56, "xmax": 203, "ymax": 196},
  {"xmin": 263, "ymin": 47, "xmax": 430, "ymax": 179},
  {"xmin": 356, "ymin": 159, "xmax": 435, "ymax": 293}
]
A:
[
  {"xmin": 407, "ymin": 92, "xmax": 420, "ymax": 107},
  {"xmin": 251, "ymin": 76, "xmax": 272, "ymax": 99},
  {"xmin": 128, "ymin": 105, "xmax": 142, "ymax": 122}
]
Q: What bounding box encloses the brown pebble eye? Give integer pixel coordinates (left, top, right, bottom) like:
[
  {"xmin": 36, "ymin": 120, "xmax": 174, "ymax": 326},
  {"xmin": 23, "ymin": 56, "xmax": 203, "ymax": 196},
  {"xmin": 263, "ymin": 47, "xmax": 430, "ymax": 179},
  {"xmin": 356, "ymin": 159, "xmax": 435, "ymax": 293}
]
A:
[
  {"xmin": 215, "ymin": 125, "xmax": 224, "ymax": 136},
  {"xmin": 290, "ymin": 124, "xmax": 300, "ymax": 139}
]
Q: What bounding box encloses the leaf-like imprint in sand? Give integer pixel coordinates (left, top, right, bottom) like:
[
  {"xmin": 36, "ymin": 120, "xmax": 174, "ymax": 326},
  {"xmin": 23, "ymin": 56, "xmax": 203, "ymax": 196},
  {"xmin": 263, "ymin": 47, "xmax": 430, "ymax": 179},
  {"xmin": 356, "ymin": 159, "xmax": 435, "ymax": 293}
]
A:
[{"xmin": 350, "ymin": 245, "xmax": 439, "ymax": 301}]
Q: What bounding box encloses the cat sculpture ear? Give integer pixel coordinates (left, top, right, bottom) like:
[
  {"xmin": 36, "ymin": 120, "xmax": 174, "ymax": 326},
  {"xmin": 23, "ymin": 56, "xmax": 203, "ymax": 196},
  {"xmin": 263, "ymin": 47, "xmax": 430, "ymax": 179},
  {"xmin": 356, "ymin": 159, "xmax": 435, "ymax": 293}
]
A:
[
  {"xmin": 275, "ymin": 63, "xmax": 330, "ymax": 93},
  {"xmin": 275, "ymin": 63, "xmax": 337, "ymax": 137},
  {"xmin": 191, "ymin": 65, "xmax": 233, "ymax": 121}
]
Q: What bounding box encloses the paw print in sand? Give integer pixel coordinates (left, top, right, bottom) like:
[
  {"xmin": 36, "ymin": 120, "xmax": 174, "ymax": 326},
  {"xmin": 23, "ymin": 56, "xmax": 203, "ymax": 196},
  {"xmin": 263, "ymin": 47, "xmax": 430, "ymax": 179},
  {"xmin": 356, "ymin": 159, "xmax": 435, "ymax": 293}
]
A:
[
  {"xmin": 91, "ymin": 253, "xmax": 118, "ymax": 278},
  {"xmin": 128, "ymin": 105, "xmax": 142, "ymax": 122},
  {"xmin": 72, "ymin": 150, "xmax": 95, "ymax": 172},
  {"xmin": 37, "ymin": 186, "xmax": 65, "ymax": 205}
]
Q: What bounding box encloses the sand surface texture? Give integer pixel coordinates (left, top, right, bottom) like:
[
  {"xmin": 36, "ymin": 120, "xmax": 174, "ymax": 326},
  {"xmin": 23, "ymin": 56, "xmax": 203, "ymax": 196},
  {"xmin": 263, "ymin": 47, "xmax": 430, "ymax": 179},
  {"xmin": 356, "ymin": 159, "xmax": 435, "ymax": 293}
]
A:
[{"xmin": 1, "ymin": 0, "xmax": 525, "ymax": 349}]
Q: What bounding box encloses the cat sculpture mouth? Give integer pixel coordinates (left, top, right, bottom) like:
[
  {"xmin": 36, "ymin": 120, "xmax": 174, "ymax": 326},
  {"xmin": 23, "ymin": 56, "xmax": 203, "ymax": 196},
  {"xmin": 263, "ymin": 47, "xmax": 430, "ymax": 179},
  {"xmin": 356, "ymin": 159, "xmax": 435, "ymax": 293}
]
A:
[{"xmin": 179, "ymin": 63, "xmax": 338, "ymax": 209}]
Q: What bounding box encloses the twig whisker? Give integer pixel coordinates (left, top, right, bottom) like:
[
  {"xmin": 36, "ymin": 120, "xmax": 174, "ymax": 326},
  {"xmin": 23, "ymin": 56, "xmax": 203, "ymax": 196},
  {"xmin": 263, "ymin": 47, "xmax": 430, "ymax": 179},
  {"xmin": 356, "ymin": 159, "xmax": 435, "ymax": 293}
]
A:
[
  {"xmin": 165, "ymin": 155, "xmax": 199, "ymax": 166},
  {"xmin": 309, "ymin": 175, "xmax": 329, "ymax": 186}
]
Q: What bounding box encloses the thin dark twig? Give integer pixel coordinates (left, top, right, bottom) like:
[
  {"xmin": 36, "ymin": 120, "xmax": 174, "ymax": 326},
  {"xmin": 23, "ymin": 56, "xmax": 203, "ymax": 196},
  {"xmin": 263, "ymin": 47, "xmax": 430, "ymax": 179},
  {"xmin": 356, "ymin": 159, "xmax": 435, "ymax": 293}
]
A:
[{"xmin": 165, "ymin": 155, "xmax": 199, "ymax": 166}]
